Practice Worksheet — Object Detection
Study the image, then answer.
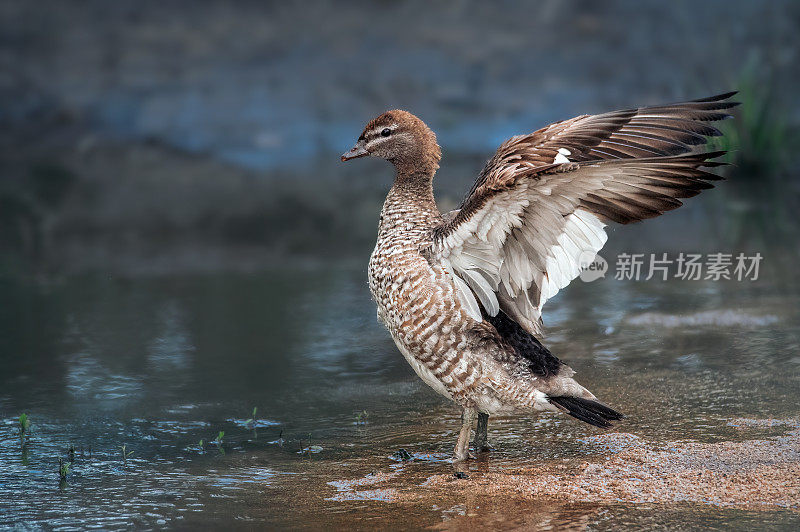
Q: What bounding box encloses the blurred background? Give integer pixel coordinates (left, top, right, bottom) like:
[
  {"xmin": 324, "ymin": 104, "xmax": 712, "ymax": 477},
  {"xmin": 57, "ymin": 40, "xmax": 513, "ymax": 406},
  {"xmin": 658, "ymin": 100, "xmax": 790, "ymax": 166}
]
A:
[
  {"xmin": 1, "ymin": 0, "xmax": 798, "ymax": 274},
  {"xmin": 1, "ymin": 1, "xmax": 799, "ymax": 529}
]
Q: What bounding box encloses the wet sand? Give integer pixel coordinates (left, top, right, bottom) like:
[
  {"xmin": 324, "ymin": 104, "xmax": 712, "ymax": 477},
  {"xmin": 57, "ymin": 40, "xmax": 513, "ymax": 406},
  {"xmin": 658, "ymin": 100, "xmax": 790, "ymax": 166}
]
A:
[{"xmin": 329, "ymin": 418, "xmax": 800, "ymax": 515}]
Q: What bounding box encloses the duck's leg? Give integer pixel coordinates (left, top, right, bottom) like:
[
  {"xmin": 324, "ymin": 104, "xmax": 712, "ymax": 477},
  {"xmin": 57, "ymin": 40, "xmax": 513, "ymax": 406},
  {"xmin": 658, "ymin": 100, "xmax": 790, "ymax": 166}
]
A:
[
  {"xmin": 454, "ymin": 407, "xmax": 476, "ymax": 461},
  {"xmin": 474, "ymin": 412, "xmax": 491, "ymax": 452}
]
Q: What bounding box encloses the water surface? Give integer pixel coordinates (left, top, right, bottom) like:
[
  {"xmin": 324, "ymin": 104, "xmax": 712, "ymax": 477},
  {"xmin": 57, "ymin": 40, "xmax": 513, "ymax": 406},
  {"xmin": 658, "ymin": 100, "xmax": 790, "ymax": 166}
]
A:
[{"xmin": 1, "ymin": 258, "xmax": 798, "ymax": 529}]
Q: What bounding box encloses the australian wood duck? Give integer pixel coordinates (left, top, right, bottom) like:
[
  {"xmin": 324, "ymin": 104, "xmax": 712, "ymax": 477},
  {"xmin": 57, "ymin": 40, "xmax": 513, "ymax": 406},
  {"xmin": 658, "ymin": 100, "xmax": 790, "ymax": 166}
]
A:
[{"xmin": 341, "ymin": 93, "xmax": 738, "ymax": 461}]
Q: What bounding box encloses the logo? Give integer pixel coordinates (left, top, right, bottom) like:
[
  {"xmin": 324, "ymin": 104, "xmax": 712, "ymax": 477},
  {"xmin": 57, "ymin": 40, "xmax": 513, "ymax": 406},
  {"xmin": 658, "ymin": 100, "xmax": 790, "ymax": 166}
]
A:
[{"xmin": 578, "ymin": 250, "xmax": 608, "ymax": 282}]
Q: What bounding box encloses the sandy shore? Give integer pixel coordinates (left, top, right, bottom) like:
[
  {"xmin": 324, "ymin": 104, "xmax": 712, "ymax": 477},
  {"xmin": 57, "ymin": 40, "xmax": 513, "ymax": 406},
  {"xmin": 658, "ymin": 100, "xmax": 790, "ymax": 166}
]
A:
[{"xmin": 329, "ymin": 418, "xmax": 800, "ymax": 513}]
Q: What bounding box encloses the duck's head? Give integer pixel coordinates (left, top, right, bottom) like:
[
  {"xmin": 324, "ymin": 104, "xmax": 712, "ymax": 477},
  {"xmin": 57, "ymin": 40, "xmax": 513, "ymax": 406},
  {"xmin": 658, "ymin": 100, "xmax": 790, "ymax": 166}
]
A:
[{"xmin": 341, "ymin": 110, "xmax": 441, "ymax": 175}]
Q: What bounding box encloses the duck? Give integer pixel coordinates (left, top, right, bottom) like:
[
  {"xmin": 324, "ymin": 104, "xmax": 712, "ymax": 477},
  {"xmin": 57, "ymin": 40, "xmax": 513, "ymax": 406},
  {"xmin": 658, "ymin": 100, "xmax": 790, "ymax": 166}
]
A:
[{"xmin": 341, "ymin": 92, "xmax": 738, "ymax": 461}]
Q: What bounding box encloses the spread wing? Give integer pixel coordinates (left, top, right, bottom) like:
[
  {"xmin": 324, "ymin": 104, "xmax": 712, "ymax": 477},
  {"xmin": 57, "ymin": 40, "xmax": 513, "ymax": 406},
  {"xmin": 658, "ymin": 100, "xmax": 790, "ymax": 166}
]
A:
[{"xmin": 431, "ymin": 92, "xmax": 738, "ymax": 335}]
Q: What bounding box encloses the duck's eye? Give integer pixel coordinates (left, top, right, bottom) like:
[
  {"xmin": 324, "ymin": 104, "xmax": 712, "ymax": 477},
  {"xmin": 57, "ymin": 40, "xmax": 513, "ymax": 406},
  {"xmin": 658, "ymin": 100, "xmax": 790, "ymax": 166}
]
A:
[{"xmin": 381, "ymin": 128, "xmax": 392, "ymax": 137}]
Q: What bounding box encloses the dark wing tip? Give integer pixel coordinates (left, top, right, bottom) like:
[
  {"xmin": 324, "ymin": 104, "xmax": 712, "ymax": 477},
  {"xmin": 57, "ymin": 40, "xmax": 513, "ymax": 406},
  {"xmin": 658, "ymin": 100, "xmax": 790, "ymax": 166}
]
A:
[
  {"xmin": 701, "ymin": 150, "xmax": 728, "ymax": 160},
  {"xmin": 691, "ymin": 91, "xmax": 739, "ymax": 103},
  {"xmin": 699, "ymin": 151, "xmax": 731, "ymax": 170}
]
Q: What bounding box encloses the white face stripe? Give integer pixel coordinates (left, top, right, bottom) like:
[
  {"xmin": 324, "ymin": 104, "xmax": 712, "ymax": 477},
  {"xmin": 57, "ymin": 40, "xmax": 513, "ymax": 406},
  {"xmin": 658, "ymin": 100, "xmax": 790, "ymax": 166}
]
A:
[
  {"xmin": 366, "ymin": 131, "xmax": 414, "ymax": 151},
  {"xmin": 365, "ymin": 136, "xmax": 389, "ymax": 150},
  {"xmin": 364, "ymin": 123, "xmax": 399, "ymax": 139},
  {"xmin": 364, "ymin": 123, "xmax": 403, "ymax": 150}
]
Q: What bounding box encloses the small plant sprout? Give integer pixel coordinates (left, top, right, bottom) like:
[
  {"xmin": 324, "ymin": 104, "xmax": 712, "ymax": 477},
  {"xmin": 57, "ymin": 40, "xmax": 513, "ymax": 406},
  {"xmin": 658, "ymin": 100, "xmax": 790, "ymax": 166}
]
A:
[
  {"xmin": 245, "ymin": 407, "xmax": 258, "ymax": 427},
  {"xmin": 58, "ymin": 458, "xmax": 70, "ymax": 481},
  {"xmin": 298, "ymin": 433, "xmax": 322, "ymax": 456},
  {"xmin": 269, "ymin": 430, "xmax": 285, "ymax": 447},
  {"xmin": 355, "ymin": 410, "xmax": 369, "ymax": 426},
  {"xmin": 210, "ymin": 431, "xmax": 226, "ymax": 455},
  {"xmin": 198, "ymin": 439, "xmax": 204, "ymax": 451},
  {"xmin": 246, "ymin": 407, "xmax": 259, "ymax": 438},
  {"xmin": 120, "ymin": 444, "xmax": 134, "ymax": 463},
  {"xmin": 18, "ymin": 413, "xmax": 30, "ymax": 443}
]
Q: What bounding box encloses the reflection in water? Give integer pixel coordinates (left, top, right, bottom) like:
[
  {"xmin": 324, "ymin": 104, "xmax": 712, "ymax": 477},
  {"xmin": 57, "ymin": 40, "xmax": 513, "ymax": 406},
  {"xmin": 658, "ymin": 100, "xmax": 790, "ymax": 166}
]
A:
[
  {"xmin": 432, "ymin": 498, "xmax": 597, "ymax": 531},
  {"xmin": 65, "ymin": 352, "xmax": 143, "ymax": 403},
  {"xmin": 0, "ymin": 260, "xmax": 798, "ymax": 528},
  {"xmin": 147, "ymin": 301, "xmax": 195, "ymax": 372}
]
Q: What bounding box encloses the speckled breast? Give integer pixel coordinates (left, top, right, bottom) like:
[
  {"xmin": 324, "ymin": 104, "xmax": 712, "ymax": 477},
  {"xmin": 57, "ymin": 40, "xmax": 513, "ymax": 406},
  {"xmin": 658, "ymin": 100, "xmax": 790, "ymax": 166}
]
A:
[{"xmin": 367, "ymin": 201, "xmax": 481, "ymax": 404}]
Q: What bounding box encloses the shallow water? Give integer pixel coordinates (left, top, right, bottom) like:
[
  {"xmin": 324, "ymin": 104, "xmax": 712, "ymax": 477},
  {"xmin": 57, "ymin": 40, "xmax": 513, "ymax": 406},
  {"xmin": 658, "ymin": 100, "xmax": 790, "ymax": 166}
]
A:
[{"xmin": 0, "ymin": 258, "xmax": 798, "ymax": 528}]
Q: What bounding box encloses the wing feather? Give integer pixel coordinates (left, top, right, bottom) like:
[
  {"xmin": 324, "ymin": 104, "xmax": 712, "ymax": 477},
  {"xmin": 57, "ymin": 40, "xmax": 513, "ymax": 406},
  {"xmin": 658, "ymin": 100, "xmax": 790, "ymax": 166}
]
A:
[
  {"xmin": 447, "ymin": 267, "xmax": 482, "ymax": 322},
  {"xmin": 432, "ymin": 93, "xmax": 738, "ymax": 336},
  {"xmin": 460, "ymin": 267, "xmax": 500, "ymax": 316}
]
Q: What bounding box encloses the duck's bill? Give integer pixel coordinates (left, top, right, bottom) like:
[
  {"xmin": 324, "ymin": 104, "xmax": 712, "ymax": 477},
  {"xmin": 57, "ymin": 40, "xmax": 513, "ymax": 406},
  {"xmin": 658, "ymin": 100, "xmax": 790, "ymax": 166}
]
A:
[{"xmin": 341, "ymin": 143, "xmax": 368, "ymax": 161}]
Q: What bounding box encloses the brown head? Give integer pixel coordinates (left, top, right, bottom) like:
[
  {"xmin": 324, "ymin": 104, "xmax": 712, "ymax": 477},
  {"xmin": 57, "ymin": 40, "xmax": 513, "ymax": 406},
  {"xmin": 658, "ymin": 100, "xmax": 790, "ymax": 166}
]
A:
[{"xmin": 341, "ymin": 110, "xmax": 442, "ymax": 176}]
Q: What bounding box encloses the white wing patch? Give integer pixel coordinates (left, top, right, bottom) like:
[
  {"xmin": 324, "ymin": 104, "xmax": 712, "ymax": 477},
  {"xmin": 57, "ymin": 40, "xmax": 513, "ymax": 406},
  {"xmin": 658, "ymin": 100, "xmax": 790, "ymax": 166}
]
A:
[
  {"xmin": 441, "ymin": 204, "xmax": 607, "ymax": 329},
  {"xmin": 440, "ymin": 187, "xmax": 531, "ymax": 322},
  {"xmin": 538, "ymin": 209, "xmax": 607, "ymax": 306},
  {"xmin": 553, "ymin": 147, "xmax": 572, "ymax": 164}
]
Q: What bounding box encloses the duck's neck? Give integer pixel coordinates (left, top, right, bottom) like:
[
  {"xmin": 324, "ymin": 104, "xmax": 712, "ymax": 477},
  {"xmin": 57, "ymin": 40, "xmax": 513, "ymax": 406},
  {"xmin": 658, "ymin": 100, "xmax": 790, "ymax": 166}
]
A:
[
  {"xmin": 390, "ymin": 148, "xmax": 440, "ymax": 178},
  {"xmin": 393, "ymin": 170, "xmax": 435, "ymax": 199},
  {"xmin": 380, "ymin": 171, "xmax": 440, "ymax": 233}
]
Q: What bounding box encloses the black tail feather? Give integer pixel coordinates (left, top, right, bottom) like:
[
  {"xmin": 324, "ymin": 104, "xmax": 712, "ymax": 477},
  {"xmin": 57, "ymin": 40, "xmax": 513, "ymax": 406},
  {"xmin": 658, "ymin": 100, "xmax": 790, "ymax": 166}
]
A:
[{"xmin": 548, "ymin": 396, "xmax": 624, "ymax": 429}]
